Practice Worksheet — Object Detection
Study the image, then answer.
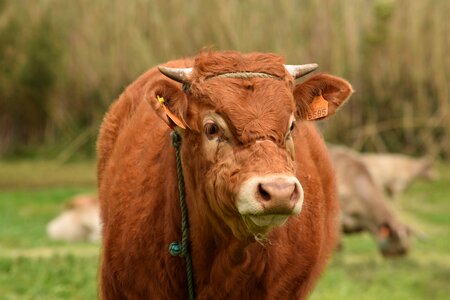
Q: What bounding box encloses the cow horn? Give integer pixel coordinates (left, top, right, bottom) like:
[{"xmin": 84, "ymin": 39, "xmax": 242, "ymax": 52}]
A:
[
  {"xmin": 284, "ymin": 64, "xmax": 318, "ymax": 79},
  {"xmin": 158, "ymin": 66, "xmax": 193, "ymax": 83}
]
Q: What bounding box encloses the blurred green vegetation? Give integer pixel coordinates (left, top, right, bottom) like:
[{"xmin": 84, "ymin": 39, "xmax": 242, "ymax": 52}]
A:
[
  {"xmin": 0, "ymin": 160, "xmax": 449, "ymax": 299},
  {"xmin": 0, "ymin": 0, "xmax": 449, "ymax": 159},
  {"xmin": 0, "ymin": 160, "xmax": 96, "ymax": 188},
  {"xmin": 0, "ymin": 255, "xmax": 98, "ymax": 299}
]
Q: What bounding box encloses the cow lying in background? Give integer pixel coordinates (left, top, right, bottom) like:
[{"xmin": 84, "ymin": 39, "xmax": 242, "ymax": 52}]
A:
[
  {"xmin": 360, "ymin": 153, "xmax": 438, "ymax": 198},
  {"xmin": 97, "ymin": 51, "xmax": 353, "ymax": 299},
  {"xmin": 47, "ymin": 194, "xmax": 101, "ymax": 242},
  {"xmin": 329, "ymin": 145, "xmax": 412, "ymax": 257}
]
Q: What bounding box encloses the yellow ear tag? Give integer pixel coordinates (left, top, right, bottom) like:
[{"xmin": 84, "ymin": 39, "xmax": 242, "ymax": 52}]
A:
[
  {"xmin": 306, "ymin": 94, "xmax": 329, "ymax": 120},
  {"xmin": 156, "ymin": 95, "xmax": 186, "ymax": 129},
  {"xmin": 157, "ymin": 95, "xmax": 165, "ymax": 104}
]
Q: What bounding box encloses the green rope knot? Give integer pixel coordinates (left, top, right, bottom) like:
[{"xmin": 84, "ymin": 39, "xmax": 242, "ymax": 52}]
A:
[{"xmin": 169, "ymin": 241, "xmax": 182, "ymax": 256}]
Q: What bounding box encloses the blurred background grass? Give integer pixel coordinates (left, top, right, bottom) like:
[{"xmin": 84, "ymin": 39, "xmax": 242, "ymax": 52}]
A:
[
  {"xmin": 0, "ymin": 0, "xmax": 449, "ymax": 299},
  {"xmin": 0, "ymin": 0, "xmax": 449, "ymax": 159}
]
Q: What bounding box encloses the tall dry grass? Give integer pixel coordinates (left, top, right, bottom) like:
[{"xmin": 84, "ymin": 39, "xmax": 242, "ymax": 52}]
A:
[{"xmin": 0, "ymin": 0, "xmax": 449, "ymax": 158}]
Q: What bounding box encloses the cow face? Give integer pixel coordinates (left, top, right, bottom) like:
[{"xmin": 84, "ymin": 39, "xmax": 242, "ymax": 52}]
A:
[
  {"xmin": 191, "ymin": 77, "xmax": 303, "ymax": 239},
  {"xmin": 377, "ymin": 222, "xmax": 412, "ymax": 257},
  {"xmin": 147, "ymin": 52, "xmax": 352, "ymax": 239}
]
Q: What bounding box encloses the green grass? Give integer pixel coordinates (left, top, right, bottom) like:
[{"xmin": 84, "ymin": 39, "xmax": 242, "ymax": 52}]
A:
[
  {"xmin": 0, "ymin": 160, "xmax": 449, "ymax": 299},
  {"xmin": 0, "ymin": 256, "xmax": 99, "ymax": 300}
]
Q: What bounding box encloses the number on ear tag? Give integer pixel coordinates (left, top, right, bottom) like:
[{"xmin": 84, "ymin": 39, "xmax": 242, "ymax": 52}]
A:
[{"xmin": 306, "ymin": 95, "xmax": 329, "ymax": 120}]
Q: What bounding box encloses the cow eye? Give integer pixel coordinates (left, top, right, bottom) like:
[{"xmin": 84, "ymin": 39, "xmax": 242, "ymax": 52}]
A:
[
  {"xmin": 204, "ymin": 122, "xmax": 221, "ymax": 140},
  {"xmin": 289, "ymin": 121, "xmax": 296, "ymax": 132}
]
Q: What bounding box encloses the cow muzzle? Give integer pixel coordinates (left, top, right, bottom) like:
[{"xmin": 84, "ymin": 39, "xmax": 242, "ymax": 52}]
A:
[{"xmin": 236, "ymin": 175, "xmax": 304, "ymax": 228}]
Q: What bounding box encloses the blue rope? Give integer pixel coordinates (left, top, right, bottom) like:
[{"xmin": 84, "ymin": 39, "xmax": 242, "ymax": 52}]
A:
[{"xmin": 169, "ymin": 131, "xmax": 195, "ymax": 300}]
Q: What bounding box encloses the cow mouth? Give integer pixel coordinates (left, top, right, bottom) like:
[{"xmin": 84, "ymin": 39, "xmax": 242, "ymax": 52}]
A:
[{"xmin": 245, "ymin": 214, "xmax": 290, "ymax": 228}]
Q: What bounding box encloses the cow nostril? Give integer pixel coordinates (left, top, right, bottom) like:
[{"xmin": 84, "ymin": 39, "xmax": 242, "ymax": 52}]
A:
[
  {"xmin": 290, "ymin": 185, "xmax": 299, "ymax": 202},
  {"xmin": 258, "ymin": 184, "xmax": 271, "ymax": 201}
]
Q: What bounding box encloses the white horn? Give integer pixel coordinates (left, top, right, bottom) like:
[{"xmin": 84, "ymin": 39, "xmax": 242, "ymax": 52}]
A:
[
  {"xmin": 284, "ymin": 64, "xmax": 318, "ymax": 79},
  {"xmin": 158, "ymin": 66, "xmax": 193, "ymax": 83}
]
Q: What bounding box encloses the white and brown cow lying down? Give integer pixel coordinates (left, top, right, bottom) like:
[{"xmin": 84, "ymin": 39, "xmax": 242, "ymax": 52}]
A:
[
  {"xmin": 47, "ymin": 194, "xmax": 101, "ymax": 243},
  {"xmin": 97, "ymin": 51, "xmax": 353, "ymax": 299},
  {"xmin": 328, "ymin": 145, "xmax": 412, "ymax": 257},
  {"xmin": 359, "ymin": 153, "xmax": 438, "ymax": 199}
]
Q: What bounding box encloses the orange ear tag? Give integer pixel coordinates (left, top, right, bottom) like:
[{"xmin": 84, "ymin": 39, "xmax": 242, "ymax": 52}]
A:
[
  {"xmin": 157, "ymin": 95, "xmax": 186, "ymax": 129},
  {"xmin": 306, "ymin": 95, "xmax": 329, "ymax": 120},
  {"xmin": 379, "ymin": 226, "xmax": 390, "ymax": 239}
]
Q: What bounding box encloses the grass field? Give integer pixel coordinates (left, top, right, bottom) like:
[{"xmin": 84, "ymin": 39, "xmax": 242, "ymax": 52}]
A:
[{"xmin": 0, "ymin": 160, "xmax": 449, "ymax": 299}]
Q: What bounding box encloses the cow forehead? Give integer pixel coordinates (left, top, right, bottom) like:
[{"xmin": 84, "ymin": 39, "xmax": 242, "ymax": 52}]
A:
[{"xmin": 196, "ymin": 78, "xmax": 295, "ymax": 143}]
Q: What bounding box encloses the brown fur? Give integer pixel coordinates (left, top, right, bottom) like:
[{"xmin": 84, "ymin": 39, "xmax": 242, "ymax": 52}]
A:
[
  {"xmin": 329, "ymin": 145, "xmax": 411, "ymax": 257},
  {"xmin": 97, "ymin": 51, "xmax": 352, "ymax": 299}
]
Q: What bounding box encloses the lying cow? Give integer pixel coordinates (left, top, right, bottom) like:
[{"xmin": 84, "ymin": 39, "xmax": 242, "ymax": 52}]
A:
[
  {"xmin": 47, "ymin": 194, "xmax": 101, "ymax": 242},
  {"xmin": 360, "ymin": 153, "xmax": 438, "ymax": 198},
  {"xmin": 97, "ymin": 51, "xmax": 353, "ymax": 299},
  {"xmin": 329, "ymin": 145, "xmax": 411, "ymax": 257}
]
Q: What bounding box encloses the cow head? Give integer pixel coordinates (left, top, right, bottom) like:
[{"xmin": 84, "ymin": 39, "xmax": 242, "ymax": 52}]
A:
[
  {"xmin": 377, "ymin": 222, "xmax": 412, "ymax": 257},
  {"xmin": 146, "ymin": 52, "xmax": 352, "ymax": 240}
]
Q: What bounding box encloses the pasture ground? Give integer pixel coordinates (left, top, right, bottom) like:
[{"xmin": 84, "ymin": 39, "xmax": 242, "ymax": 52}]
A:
[{"xmin": 0, "ymin": 160, "xmax": 449, "ymax": 299}]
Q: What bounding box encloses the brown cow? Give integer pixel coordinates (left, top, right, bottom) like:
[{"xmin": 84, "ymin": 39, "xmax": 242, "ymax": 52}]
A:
[
  {"xmin": 328, "ymin": 145, "xmax": 412, "ymax": 257},
  {"xmin": 97, "ymin": 51, "xmax": 352, "ymax": 299}
]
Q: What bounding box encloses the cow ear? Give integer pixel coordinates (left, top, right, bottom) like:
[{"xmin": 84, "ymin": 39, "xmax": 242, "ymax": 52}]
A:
[
  {"xmin": 293, "ymin": 74, "xmax": 353, "ymax": 121},
  {"xmin": 145, "ymin": 79, "xmax": 189, "ymax": 130}
]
